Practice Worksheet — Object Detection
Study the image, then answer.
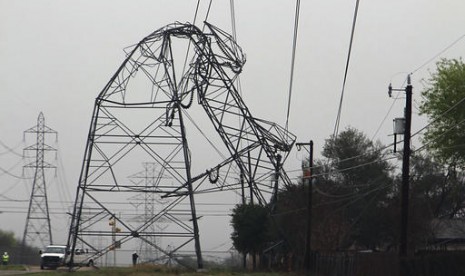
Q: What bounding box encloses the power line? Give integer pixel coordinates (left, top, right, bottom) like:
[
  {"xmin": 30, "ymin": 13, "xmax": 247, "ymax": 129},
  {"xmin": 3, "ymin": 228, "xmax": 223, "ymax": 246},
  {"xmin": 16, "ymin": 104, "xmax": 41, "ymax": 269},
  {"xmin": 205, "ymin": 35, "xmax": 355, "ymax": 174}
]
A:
[
  {"xmin": 413, "ymin": 117, "xmax": 465, "ymax": 154},
  {"xmin": 312, "ymin": 174, "xmax": 390, "ymax": 199},
  {"xmin": 287, "ymin": 138, "xmax": 400, "ymax": 175},
  {"xmin": 55, "ymin": 147, "xmax": 73, "ymax": 206},
  {"xmin": 204, "ymin": 0, "xmax": 213, "ymax": 23},
  {"xmin": 371, "ymin": 75, "xmax": 409, "ymax": 140},
  {"xmin": 373, "ymin": 33, "xmax": 465, "ymax": 142},
  {"xmin": 316, "ymin": 181, "xmax": 391, "ymax": 220},
  {"xmin": 410, "ymin": 93, "xmax": 465, "ymax": 139},
  {"xmin": 333, "ymin": 0, "xmax": 361, "ymax": 139},
  {"xmin": 0, "ymin": 158, "xmax": 30, "ymax": 179},
  {"xmin": 0, "ymin": 139, "xmax": 23, "ymax": 157},
  {"xmin": 287, "ymin": 153, "xmax": 398, "ymax": 184},
  {"xmin": 271, "ymin": 181, "xmax": 391, "ymax": 218},
  {"xmin": 285, "ymin": 0, "xmax": 301, "ymax": 132},
  {"xmin": 193, "ymin": 0, "xmax": 201, "ymax": 25},
  {"xmin": 410, "ymin": 33, "xmax": 465, "ymax": 75},
  {"xmin": 229, "ymin": 0, "xmax": 237, "ymax": 42}
]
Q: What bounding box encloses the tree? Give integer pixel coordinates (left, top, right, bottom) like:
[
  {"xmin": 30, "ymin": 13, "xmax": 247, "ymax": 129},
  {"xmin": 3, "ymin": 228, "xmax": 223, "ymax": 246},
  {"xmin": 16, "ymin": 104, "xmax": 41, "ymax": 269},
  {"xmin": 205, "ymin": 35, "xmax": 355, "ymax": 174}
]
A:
[
  {"xmin": 272, "ymin": 183, "xmax": 307, "ymax": 268},
  {"xmin": 0, "ymin": 230, "xmax": 16, "ymax": 248},
  {"xmin": 420, "ymin": 58, "xmax": 465, "ymax": 167},
  {"xmin": 0, "ymin": 229, "xmax": 40, "ymax": 265},
  {"xmin": 271, "ymin": 127, "xmax": 396, "ymax": 260},
  {"xmin": 410, "ymin": 153, "xmax": 465, "ymax": 217},
  {"xmin": 314, "ymin": 127, "xmax": 394, "ymax": 250},
  {"xmin": 394, "ymin": 152, "xmax": 465, "ymax": 251},
  {"xmin": 317, "ymin": 127, "xmax": 395, "ymax": 250},
  {"xmin": 230, "ymin": 203, "xmax": 270, "ymax": 270}
]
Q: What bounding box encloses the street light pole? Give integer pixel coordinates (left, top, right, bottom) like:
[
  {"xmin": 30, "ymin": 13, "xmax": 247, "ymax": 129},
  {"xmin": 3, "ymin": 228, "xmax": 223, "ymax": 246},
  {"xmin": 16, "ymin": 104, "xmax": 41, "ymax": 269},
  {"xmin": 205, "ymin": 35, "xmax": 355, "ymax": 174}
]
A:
[{"xmin": 296, "ymin": 140, "xmax": 313, "ymax": 273}]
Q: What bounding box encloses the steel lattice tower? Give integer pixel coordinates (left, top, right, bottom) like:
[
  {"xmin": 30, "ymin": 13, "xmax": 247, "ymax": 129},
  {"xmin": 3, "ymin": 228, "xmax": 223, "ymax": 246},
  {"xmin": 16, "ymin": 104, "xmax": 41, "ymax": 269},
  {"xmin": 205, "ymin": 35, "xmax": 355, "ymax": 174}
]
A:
[
  {"xmin": 67, "ymin": 22, "xmax": 295, "ymax": 269},
  {"xmin": 22, "ymin": 112, "xmax": 57, "ymax": 249},
  {"xmin": 128, "ymin": 163, "xmax": 168, "ymax": 263}
]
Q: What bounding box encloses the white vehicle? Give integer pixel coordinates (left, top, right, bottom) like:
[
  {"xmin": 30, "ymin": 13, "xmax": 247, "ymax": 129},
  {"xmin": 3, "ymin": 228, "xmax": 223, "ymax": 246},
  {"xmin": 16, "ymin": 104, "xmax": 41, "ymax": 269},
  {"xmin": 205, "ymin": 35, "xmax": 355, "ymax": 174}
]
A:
[
  {"xmin": 40, "ymin": 245, "xmax": 67, "ymax": 269},
  {"xmin": 71, "ymin": 248, "xmax": 95, "ymax": 267},
  {"xmin": 40, "ymin": 245, "xmax": 96, "ymax": 269}
]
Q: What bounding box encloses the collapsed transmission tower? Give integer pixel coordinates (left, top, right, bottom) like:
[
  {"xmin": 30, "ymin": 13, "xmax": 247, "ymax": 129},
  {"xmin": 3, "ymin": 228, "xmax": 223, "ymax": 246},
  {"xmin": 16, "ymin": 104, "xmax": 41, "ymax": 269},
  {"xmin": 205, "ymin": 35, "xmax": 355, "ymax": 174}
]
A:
[
  {"xmin": 67, "ymin": 22, "xmax": 295, "ymax": 269},
  {"xmin": 22, "ymin": 112, "xmax": 57, "ymax": 249}
]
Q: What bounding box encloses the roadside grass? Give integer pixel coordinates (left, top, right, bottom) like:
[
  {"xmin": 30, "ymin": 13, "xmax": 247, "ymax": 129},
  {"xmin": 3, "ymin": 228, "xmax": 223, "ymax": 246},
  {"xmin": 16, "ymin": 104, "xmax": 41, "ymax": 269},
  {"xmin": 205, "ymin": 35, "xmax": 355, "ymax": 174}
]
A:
[
  {"xmin": 0, "ymin": 265, "xmax": 27, "ymax": 271},
  {"xmin": 32, "ymin": 264, "xmax": 294, "ymax": 275}
]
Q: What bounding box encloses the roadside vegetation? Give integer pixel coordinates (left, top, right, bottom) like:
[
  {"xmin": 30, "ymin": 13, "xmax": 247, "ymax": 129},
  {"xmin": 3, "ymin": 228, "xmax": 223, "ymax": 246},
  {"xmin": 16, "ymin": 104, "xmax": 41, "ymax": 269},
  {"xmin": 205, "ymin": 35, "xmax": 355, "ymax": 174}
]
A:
[
  {"xmin": 0, "ymin": 264, "xmax": 27, "ymax": 271},
  {"xmin": 31, "ymin": 264, "xmax": 294, "ymax": 276},
  {"xmin": 229, "ymin": 58, "xmax": 465, "ymax": 274}
]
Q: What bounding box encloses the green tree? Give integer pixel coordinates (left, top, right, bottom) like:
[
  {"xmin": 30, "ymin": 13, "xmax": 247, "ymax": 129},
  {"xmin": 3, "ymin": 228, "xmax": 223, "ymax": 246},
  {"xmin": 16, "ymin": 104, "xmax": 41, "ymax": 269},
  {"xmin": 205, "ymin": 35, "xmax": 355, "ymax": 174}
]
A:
[
  {"xmin": 0, "ymin": 230, "xmax": 40, "ymax": 265},
  {"xmin": 317, "ymin": 127, "xmax": 394, "ymax": 250},
  {"xmin": 391, "ymin": 152, "xmax": 465, "ymax": 251},
  {"xmin": 230, "ymin": 203, "xmax": 270, "ymax": 270},
  {"xmin": 409, "ymin": 153, "xmax": 465, "ymax": 219},
  {"xmin": 0, "ymin": 230, "xmax": 16, "ymax": 248},
  {"xmin": 420, "ymin": 58, "xmax": 465, "ymax": 167},
  {"xmin": 272, "ymin": 127, "xmax": 395, "ymax": 262},
  {"xmin": 272, "ymin": 183, "xmax": 307, "ymax": 267}
]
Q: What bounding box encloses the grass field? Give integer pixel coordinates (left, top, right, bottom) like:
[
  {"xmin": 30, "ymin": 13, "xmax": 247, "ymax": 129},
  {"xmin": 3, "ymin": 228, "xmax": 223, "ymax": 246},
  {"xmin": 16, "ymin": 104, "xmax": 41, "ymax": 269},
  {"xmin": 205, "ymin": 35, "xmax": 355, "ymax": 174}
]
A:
[
  {"xmin": 0, "ymin": 264, "xmax": 27, "ymax": 271},
  {"xmin": 26, "ymin": 264, "xmax": 296, "ymax": 276}
]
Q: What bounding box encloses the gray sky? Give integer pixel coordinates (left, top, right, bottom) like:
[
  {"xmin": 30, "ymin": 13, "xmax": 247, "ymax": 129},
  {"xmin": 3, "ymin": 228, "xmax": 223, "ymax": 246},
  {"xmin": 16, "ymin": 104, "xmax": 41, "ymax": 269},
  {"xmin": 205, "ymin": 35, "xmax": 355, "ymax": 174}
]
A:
[{"xmin": 1, "ymin": 0, "xmax": 465, "ymax": 261}]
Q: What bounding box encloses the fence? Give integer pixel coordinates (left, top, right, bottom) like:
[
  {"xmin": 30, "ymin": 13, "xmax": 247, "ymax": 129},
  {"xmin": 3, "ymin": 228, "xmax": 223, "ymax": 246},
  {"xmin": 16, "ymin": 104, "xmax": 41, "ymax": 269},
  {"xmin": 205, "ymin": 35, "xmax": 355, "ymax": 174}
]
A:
[{"xmin": 309, "ymin": 251, "xmax": 465, "ymax": 276}]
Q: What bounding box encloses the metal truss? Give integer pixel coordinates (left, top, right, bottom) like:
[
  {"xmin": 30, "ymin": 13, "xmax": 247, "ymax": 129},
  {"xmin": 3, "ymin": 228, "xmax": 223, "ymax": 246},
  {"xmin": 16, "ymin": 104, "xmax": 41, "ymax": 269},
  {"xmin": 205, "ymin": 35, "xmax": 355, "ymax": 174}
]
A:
[
  {"xmin": 67, "ymin": 22, "xmax": 295, "ymax": 269},
  {"xmin": 22, "ymin": 112, "xmax": 57, "ymax": 249},
  {"xmin": 127, "ymin": 162, "xmax": 169, "ymax": 263}
]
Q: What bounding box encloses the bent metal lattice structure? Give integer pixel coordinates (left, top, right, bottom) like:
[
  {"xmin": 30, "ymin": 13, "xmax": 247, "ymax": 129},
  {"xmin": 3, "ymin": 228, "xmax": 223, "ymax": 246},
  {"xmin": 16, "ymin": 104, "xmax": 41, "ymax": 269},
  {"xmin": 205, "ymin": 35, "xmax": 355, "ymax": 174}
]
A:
[{"xmin": 67, "ymin": 22, "xmax": 295, "ymax": 268}]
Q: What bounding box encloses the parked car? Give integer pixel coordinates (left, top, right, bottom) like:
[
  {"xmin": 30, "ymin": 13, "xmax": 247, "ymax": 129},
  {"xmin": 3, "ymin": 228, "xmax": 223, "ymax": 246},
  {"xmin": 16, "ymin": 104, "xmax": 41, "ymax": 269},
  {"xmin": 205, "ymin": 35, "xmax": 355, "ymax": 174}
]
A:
[
  {"xmin": 40, "ymin": 245, "xmax": 96, "ymax": 269},
  {"xmin": 71, "ymin": 248, "xmax": 96, "ymax": 267},
  {"xmin": 39, "ymin": 245, "xmax": 67, "ymax": 269}
]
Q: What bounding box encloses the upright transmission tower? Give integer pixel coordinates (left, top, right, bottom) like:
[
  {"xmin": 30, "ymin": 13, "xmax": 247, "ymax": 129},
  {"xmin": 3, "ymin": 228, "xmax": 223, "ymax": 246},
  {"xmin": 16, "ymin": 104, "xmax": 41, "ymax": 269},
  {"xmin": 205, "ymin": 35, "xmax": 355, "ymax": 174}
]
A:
[
  {"xmin": 67, "ymin": 22, "xmax": 295, "ymax": 269},
  {"xmin": 128, "ymin": 163, "xmax": 168, "ymax": 263},
  {"xmin": 22, "ymin": 112, "xmax": 57, "ymax": 249}
]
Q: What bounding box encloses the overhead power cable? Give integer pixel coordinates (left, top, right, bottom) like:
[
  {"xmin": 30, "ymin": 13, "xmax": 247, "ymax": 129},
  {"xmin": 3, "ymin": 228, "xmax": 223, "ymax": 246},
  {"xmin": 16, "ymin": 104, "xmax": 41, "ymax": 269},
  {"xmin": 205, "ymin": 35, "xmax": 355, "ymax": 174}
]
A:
[
  {"xmin": 317, "ymin": 181, "xmax": 390, "ymax": 217},
  {"xmin": 333, "ymin": 0, "xmax": 361, "ymax": 138},
  {"xmin": 287, "ymin": 139, "xmax": 400, "ymax": 174},
  {"xmin": 373, "ymin": 33, "xmax": 465, "ymax": 142},
  {"xmin": 410, "ymin": 93, "xmax": 465, "ymax": 139},
  {"xmin": 229, "ymin": 0, "xmax": 237, "ymax": 41},
  {"xmin": 181, "ymin": 0, "xmax": 202, "ymax": 78},
  {"xmin": 0, "ymin": 158, "xmax": 32, "ymax": 179},
  {"xmin": 285, "ymin": 0, "xmax": 301, "ymax": 132},
  {"xmin": 411, "ymin": 33, "xmax": 465, "ymax": 75},
  {"xmin": 193, "ymin": 0, "xmax": 201, "ymax": 24},
  {"xmin": 371, "ymin": 76, "xmax": 408, "ymax": 140},
  {"xmin": 413, "ymin": 117, "xmax": 465, "ymax": 153},
  {"xmin": 0, "ymin": 139, "xmax": 23, "ymax": 157},
  {"xmin": 372, "ymin": 84, "xmax": 465, "ymax": 151},
  {"xmin": 272, "ymin": 180, "xmax": 391, "ymax": 218},
  {"xmin": 204, "ymin": 0, "xmax": 213, "ymax": 23},
  {"xmin": 288, "ymin": 153, "xmax": 398, "ymax": 182}
]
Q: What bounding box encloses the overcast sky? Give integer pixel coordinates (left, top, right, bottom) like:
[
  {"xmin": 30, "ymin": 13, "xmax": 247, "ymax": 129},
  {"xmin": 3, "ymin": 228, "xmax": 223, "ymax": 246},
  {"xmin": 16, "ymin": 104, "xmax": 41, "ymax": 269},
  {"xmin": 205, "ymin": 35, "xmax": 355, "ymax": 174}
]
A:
[{"xmin": 1, "ymin": 0, "xmax": 465, "ymax": 260}]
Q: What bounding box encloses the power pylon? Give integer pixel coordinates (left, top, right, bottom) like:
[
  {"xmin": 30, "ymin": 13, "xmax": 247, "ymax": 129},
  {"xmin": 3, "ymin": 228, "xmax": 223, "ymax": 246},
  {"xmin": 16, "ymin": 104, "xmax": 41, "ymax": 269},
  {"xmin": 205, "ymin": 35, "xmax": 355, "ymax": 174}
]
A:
[
  {"xmin": 22, "ymin": 112, "xmax": 57, "ymax": 249},
  {"xmin": 66, "ymin": 22, "xmax": 295, "ymax": 269},
  {"xmin": 128, "ymin": 163, "xmax": 169, "ymax": 263}
]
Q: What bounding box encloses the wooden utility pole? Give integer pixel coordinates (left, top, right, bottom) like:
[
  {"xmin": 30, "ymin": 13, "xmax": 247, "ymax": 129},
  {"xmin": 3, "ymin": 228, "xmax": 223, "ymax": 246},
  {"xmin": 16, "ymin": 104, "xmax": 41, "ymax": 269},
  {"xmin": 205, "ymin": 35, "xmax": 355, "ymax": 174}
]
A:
[
  {"xmin": 389, "ymin": 75, "xmax": 413, "ymax": 275},
  {"xmin": 400, "ymin": 75, "xmax": 412, "ymax": 257},
  {"xmin": 296, "ymin": 141, "xmax": 313, "ymax": 274}
]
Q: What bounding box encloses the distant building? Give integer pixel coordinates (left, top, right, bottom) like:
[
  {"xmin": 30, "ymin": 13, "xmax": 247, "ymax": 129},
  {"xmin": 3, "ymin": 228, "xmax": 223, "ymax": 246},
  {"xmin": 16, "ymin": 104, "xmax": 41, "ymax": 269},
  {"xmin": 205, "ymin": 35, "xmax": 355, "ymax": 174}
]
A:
[{"xmin": 428, "ymin": 219, "xmax": 465, "ymax": 250}]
